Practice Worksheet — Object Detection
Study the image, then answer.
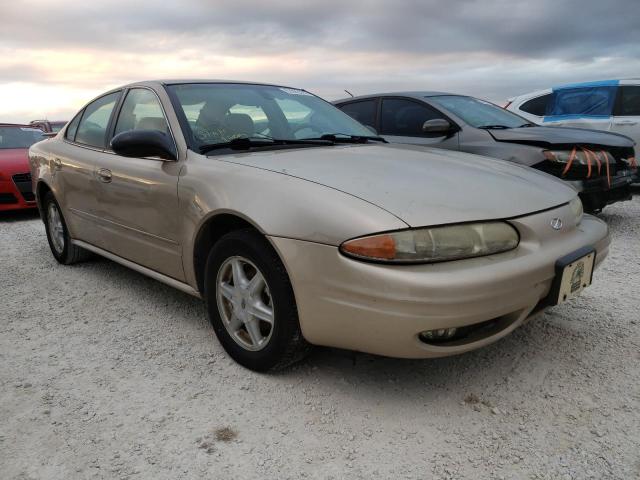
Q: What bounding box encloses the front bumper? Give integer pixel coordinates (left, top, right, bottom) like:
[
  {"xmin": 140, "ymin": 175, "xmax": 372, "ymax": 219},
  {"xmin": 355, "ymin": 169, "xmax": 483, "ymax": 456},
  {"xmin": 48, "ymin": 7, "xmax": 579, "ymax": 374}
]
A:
[
  {"xmin": 574, "ymin": 173, "xmax": 633, "ymax": 212},
  {"xmin": 270, "ymin": 204, "xmax": 609, "ymax": 359},
  {"xmin": 0, "ymin": 173, "xmax": 37, "ymax": 212}
]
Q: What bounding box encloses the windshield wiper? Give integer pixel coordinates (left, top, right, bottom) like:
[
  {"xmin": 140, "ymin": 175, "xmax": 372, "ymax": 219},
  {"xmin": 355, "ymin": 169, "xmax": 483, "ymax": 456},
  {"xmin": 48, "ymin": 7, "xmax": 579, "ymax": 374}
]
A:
[
  {"xmin": 518, "ymin": 123, "xmax": 537, "ymax": 128},
  {"xmin": 477, "ymin": 125, "xmax": 511, "ymax": 130},
  {"xmin": 199, "ymin": 136, "xmax": 334, "ymax": 154},
  {"xmin": 303, "ymin": 133, "xmax": 387, "ymax": 144}
]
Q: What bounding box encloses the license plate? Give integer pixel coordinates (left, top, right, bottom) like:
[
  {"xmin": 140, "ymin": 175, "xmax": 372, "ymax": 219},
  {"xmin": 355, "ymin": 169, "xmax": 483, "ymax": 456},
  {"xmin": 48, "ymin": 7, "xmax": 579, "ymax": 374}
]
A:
[{"xmin": 555, "ymin": 251, "xmax": 595, "ymax": 304}]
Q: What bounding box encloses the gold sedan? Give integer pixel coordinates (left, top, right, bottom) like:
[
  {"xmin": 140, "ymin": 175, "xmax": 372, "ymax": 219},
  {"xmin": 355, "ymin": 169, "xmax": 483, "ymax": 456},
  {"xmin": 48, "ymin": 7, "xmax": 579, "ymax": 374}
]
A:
[{"xmin": 29, "ymin": 80, "xmax": 609, "ymax": 371}]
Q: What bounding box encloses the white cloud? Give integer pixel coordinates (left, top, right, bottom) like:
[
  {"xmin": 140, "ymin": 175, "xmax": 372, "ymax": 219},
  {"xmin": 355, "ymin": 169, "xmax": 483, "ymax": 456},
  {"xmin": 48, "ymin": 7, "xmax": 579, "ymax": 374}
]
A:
[{"xmin": 1, "ymin": 0, "xmax": 638, "ymax": 122}]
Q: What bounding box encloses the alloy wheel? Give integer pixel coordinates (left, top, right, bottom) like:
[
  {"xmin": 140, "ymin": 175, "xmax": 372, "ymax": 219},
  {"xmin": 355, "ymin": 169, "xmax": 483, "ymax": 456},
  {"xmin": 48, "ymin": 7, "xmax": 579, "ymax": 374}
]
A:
[
  {"xmin": 216, "ymin": 256, "xmax": 274, "ymax": 351},
  {"xmin": 47, "ymin": 202, "xmax": 65, "ymax": 254}
]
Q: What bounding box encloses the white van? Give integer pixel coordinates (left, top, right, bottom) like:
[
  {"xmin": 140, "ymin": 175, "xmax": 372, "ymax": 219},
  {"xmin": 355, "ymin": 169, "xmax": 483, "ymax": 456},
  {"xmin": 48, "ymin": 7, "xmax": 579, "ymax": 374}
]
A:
[{"xmin": 506, "ymin": 79, "xmax": 640, "ymax": 148}]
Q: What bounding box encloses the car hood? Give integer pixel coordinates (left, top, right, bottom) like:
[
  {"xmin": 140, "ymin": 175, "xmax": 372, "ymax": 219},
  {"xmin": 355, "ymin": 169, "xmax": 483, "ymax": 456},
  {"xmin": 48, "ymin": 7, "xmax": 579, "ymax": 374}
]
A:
[
  {"xmin": 219, "ymin": 144, "xmax": 575, "ymax": 227},
  {"xmin": 0, "ymin": 148, "xmax": 30, "ymax": 174},
  {"xmin": 488, "ymin": 126, "xmax": 635, "ymax": 148}
]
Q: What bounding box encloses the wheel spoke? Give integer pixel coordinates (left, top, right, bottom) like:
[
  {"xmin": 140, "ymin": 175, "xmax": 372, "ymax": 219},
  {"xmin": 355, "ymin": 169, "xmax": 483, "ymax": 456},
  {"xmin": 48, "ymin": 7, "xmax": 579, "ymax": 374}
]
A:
[
  {"xmin": 231, "ymin": 258, "xmax": 248, "ymax": 288},
  {"xmin": 248, "ymin": 272, "xmax": 265, "ymax": 296},
  {"xmin": 245, "ymin": 318, "xmax": 263, "ymax": 347},
  {"xmin": 219, "ymin": 282, "xmax": 236, "ymax": 301},
  {"xmin": 249, "ymin": 302, "xmax": 274, "ymax": 325},
  {"xmin": 227, "ymin": 313, "xmax": 243, "ymax": 331}
]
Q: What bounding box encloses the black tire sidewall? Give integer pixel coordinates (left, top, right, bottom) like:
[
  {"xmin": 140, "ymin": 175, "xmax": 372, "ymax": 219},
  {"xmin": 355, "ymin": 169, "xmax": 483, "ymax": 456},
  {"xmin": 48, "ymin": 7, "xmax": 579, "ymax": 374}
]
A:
[
  {"xmin": 204, "ymin": 230, "xmax": 300, "ymax": 371},
  {"xmin": 43, "ymin": 192, "xmax": 71, "ymax": 264}
]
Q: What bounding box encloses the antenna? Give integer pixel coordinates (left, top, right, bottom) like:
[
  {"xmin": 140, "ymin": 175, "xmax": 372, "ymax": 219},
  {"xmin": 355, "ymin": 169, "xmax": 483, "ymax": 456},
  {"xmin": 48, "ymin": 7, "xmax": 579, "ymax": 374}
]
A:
[{"xmin": 344, "ymin": 89, "xmax": 354, "ymax": 98}]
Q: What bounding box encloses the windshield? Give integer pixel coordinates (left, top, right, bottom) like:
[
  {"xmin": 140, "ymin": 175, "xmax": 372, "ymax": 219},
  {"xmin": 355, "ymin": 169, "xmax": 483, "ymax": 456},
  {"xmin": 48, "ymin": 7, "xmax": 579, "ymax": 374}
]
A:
[
  {"xmin": 167, "ymin": 83, "xmax": 374, "ymax": 150},
  {"xmin": 0, "ymin": 126, "xmax": 45, "ymax": 149},
  {"xmin": 429, "ymin": 95, "xmax": 531, "ymax": 129}
]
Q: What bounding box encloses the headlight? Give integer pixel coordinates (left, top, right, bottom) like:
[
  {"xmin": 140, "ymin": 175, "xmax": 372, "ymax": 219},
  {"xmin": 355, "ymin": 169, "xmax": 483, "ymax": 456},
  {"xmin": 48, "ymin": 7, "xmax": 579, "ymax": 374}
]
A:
[
  {"xmin": 340, "ymin": 222, "xmax": 519, "ymax": 263},
  {"xmin": 569, "ymin": 196, "xmax": 583, "ymax": 225},
  {"xmin": 543, "ymin": 149, "xmax": 613, "ymax": 166},
  {"xmin": 623, "ymin": 156, "xmax": 637, "ymax": 170}
]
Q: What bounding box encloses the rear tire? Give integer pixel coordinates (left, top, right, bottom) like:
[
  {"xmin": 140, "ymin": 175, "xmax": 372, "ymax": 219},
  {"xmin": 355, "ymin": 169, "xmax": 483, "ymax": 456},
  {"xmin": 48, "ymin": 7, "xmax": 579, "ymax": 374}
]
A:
[
  {"xmin": 204, "ymin": 229, "xmax": 310, "ymax": 371},
  {"xmin": 42, "ymin": 191, "xmax": 91, "ymax": 265}
]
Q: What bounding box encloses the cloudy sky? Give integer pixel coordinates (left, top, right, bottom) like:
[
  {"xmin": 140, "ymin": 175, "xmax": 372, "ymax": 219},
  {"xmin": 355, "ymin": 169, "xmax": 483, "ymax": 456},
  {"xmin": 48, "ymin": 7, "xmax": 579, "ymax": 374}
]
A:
[{"xmin": 1, "ymin": 0, "xmax": 639, "ymax": 122}]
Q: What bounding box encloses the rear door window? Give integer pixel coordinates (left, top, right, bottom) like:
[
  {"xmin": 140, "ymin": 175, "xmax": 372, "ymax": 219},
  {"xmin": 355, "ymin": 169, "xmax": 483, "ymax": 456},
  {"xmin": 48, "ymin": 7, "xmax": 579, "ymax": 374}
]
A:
[
  {"xmin": 338, "ymin": 100, "xmax": 378, "ymax": 129},
  {"xmin": 75, "ymin": 91, "xmax": 120, "ymax": 148},
  {"xmin": 519, "ymin": 94, "xmax": 551, "ymax": 116},
  {"xmin": 380, "ymin": 98, "xmax": 444, "ymax": 136}
]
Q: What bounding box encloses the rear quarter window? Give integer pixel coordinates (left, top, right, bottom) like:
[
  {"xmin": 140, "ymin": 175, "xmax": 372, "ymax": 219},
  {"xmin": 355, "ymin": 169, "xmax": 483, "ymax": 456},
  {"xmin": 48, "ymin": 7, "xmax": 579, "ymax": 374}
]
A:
[
  {"xmin": 547, "ymin": 87, "xmax": 617, "ymax": 117},
  {"xmin": 65, "ymin": 112, "xmax": 82, "ymax": 141}
]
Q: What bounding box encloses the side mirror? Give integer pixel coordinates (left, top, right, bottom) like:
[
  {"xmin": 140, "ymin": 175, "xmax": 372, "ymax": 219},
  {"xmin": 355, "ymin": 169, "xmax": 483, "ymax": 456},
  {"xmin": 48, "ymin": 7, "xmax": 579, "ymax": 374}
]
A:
[
  {"xmin": 111, "ymin": 129, "xmax": 177, "ymax": 161},
  {"xmin": 422, "ymin": 119, "xmax": 454, "ymax": 134}
]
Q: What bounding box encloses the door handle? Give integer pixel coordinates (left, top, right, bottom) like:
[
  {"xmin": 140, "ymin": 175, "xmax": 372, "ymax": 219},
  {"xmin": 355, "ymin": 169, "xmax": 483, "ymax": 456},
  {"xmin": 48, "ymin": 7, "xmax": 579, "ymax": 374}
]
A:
[
  {"xmin": 96, "ymin": 168, "xmax": 112, "ymax": 183},
  {"xmin": 52, "ymin": 158, "xmax": 62, "ymax": 170},
  {"xmin": 614, "ymin": 120, "xmax": 637, "ymax": 126}
]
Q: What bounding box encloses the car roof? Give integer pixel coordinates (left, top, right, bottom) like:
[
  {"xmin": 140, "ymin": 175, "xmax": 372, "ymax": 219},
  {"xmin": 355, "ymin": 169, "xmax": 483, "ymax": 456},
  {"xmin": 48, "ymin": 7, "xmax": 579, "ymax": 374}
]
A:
[
  {"xmin": 333, "ymin": 91, "xmax": 459, "ymax": 104},
  {"xmin": 119, "ymin": 79, "xmax": 303, "ymax": 90},
  {"xmin": 511, "ymin": 78, "xmax": 640, "ymax": 101},
  {"xmin": 0, "ymin": 123, "xmax": 43, "ymax": 129},
  {"xmin": 90, "ymin": 80, "xmax": 315, "ymax": 103}
]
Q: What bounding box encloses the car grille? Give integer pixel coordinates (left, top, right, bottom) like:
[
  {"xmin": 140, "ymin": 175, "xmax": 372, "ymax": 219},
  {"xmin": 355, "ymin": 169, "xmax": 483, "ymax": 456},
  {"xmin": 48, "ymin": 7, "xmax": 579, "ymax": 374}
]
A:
[
  {"xmin": 0, "ymin": 193, "xmax": 18, "ymax": 204},
  {"xmin": 12, "ymin": 172, "xmax": 31, "ymax": 182},
  {"xmin": 535, "ymin": 160, "xmax": 618, "ymax": 181},
  {"xmin": 12, "ymin": 173, "xmax": 35, "ymax": 202}
]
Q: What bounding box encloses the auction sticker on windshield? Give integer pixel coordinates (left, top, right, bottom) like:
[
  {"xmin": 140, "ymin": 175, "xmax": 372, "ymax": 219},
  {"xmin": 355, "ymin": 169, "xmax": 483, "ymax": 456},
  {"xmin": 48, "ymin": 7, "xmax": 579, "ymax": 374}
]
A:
[{"xmin": 279, "ymin": 88, "xmax": 312, "ymax": 96}]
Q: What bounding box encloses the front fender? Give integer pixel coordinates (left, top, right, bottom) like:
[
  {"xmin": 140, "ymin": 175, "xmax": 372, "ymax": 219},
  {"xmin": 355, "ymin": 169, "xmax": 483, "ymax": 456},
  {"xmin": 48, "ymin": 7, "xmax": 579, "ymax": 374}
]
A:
[{"xmin": 178, "ymin": 150, "xmax": 408, "ymax": 289}]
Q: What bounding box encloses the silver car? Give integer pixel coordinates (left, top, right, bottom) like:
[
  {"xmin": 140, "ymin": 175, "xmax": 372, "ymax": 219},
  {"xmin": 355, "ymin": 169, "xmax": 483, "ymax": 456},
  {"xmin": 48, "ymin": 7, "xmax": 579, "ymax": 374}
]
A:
[
  {"xmin": 29, "ymin": 80, "xmax": 609, "ymax": 371},
  {"xmin": 334, "ymin": 92, "xmax": 636, "ymax": 213}
]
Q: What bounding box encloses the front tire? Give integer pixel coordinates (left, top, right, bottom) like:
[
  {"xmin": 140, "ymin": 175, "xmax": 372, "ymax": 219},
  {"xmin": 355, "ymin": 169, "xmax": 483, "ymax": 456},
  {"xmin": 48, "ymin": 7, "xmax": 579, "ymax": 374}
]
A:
[
  {"xmin": 204, "ymin": 229, "xmax": 310, "ymax": 371},
  {"xmin": 42, "ymin": 191, "xmax": 91, "ymax": 265}
]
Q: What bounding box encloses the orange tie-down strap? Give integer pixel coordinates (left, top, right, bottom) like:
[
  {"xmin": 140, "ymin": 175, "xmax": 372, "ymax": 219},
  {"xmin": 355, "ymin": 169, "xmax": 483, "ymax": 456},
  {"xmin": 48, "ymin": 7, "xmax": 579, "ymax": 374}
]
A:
[
  {"xmin": 562, "ymin": 147, "xmax": 612, "ymax": 188},
  {"xmin": 561, "ymin": 147, "xmax": 578, "ymax": 177},
  {"xmin": 579, "ymin": 146, "xmax": 593, "ymax": 179},
  {"xmin": 599, "ymin": 150, "xmax": 611, "ymax": 188},
  {"xmin": 629, "ymin": 156, "xmax": 638, "ymax": 169}
]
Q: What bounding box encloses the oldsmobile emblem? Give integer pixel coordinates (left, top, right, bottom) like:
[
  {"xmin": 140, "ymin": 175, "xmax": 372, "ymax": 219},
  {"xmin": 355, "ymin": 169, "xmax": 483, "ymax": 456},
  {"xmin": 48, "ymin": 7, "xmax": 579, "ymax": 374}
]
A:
[{"xmin": 550, "ymin": 218, "xmax": 563, "ymax": 230}]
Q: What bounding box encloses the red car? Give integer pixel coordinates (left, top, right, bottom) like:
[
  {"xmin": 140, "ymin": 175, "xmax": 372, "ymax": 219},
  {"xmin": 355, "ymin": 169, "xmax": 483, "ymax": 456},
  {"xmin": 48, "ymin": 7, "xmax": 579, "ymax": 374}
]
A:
[{"xmin": 0, "ymin": 123, "xmax": 45, "ymax": 211}]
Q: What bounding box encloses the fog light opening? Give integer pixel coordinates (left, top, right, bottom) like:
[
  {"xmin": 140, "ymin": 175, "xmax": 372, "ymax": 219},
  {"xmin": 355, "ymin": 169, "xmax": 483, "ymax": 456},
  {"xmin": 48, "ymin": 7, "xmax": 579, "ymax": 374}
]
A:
[{"xmin": 419, "ymin": 327, "xmax": 458, "ymax": 342}]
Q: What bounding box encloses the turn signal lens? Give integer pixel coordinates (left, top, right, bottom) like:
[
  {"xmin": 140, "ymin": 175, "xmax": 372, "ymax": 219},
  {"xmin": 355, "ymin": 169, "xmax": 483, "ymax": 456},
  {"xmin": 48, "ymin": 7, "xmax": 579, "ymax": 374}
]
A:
[
  {"xmin": 340, "ymin": 222, "xmax": 519, "ymax": 264},
  {"xmin": 340, "ymin": 234, "xmax": 396, "ymax": 260}
]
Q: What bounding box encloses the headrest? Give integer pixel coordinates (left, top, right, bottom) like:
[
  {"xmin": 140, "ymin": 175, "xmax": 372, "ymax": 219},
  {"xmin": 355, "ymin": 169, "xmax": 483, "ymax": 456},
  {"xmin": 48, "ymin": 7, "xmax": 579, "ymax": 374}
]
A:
[{"xmin": 223, "ymin": 113, "xmax": 255, "ymax": 137}]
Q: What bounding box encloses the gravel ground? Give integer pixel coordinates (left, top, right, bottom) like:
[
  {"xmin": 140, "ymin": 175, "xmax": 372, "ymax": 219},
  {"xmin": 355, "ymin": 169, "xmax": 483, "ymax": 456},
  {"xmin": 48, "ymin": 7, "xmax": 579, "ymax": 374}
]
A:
[{"xmin": 1, "ymin": 193, "xmax": 639, "ymax": 480}]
